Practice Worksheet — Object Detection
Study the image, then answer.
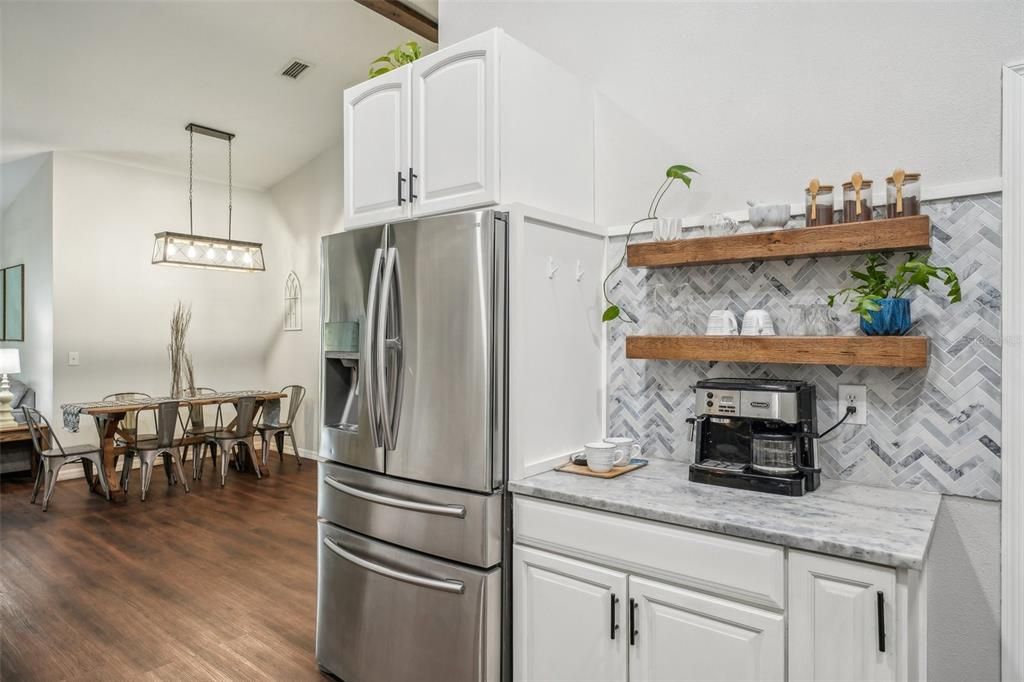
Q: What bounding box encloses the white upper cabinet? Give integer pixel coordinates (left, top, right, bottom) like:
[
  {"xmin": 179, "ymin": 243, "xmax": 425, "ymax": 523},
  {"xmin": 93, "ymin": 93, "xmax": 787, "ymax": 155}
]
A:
[
  {"xmin": 514, "ymin": 546, "xmax": 628, "ymax": 682},
  {"xmin": 628, "ymin": 576, "xmax": 784, "ymax": 682},
  {"xmin": 788, "ymin": 550, "xmax": 897, "ymax": 682},
  {"xmin": 411, "ymin": 30, "xmax": 499, "ymax": 217},
  {"xmin": 342, "ymin": 29, "xmax": 595, "ymax": 230},
  {"xmin": 343, "ymin": 68, "xmax": 411, "ymax": 227}
]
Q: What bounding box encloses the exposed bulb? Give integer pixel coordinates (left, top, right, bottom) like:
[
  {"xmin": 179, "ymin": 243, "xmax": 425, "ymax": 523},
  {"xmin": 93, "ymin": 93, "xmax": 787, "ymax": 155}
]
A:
[
  {"xmin": 206, "ymin": 247, "xmax": 216, "ymax": 260},
  {"xmin": 186, "ymin": 244, "xmax": 197, "ymax": 258},
  {"xmin": 225, "ymin": 249, "xmax": 234, "ymax": 262},
  {"xmin": 243, "ymin": 251, "xmax": 253, "ymax": 265},
  {"xmin": 167, "ymin": 242, "xmax": 178, "ymax": 256}
]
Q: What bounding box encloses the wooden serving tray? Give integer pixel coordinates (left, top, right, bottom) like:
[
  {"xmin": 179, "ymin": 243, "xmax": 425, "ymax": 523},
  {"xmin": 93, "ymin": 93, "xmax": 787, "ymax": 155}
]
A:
[{"xmin": 555, "ymin": 458, "xmax": 649, "ymax": 479}]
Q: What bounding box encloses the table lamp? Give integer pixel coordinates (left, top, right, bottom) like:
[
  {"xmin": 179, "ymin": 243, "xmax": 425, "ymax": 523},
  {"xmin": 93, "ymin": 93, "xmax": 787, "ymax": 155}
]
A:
[{"xmin": 0, "ymin": 348, "xmax": 22, "ymax": 428}]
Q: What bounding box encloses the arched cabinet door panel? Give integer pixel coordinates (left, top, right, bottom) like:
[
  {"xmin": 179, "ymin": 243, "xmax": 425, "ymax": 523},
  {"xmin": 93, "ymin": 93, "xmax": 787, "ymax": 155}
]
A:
[
  {"xmin": 410, "ymin": 30, "xmax": 499, "ymax": 218},
  {"xmin": 343, "ymin": 69, "xmax": 411, "ymax": 230}
]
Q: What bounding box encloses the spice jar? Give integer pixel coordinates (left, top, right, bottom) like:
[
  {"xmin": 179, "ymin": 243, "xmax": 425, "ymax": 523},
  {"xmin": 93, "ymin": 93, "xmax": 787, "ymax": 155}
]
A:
[
  {"xmin": 886, "ymin": 172, "xmax": 921, "ymax": 217},
  {"xmin": 805, "ymin": 183, "xmax": 835, "ymax": 226},
  {"xmin": 842, "ymin": 179, "xmax": 873, "ymax": 223}
]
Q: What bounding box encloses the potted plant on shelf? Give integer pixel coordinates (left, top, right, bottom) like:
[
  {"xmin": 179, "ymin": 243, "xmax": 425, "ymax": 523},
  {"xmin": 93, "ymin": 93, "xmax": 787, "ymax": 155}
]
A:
[
  {"xmin": 602, "ymin": 164, "xmax": 698, "ymax": 323},
  {"xmin": 827, "ymin": 252, "xmax": 961, "ymax": 335}
]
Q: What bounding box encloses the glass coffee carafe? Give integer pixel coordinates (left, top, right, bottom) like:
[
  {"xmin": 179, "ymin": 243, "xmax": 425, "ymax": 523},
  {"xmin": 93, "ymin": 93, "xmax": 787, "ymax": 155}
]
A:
[{"xmin": 751, "ymin": 432, "xmax": 798, "ymax": 475}]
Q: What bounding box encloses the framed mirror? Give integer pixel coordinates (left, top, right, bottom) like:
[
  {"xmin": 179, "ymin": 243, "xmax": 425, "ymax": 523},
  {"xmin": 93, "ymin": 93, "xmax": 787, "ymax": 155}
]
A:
[{"xmin": 2, "ymin": 264, "xmax": 24, "ymax": 341}]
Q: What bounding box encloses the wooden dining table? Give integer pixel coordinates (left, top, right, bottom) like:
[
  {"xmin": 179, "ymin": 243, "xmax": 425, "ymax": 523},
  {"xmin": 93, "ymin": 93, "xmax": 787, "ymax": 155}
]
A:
[{"xmin": 60, "ymin": 390, "xmax": 286, "ymax": 502}]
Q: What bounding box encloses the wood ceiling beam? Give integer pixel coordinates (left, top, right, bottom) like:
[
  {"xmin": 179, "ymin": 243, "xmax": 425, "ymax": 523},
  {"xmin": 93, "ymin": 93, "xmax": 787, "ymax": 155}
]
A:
[{"xmin": 355, "ymin": 0, "xmax": 438, "ymax": 43}]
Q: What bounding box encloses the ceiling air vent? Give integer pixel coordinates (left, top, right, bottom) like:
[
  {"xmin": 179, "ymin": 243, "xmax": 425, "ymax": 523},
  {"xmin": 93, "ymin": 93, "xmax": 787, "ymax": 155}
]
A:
[{"xmin": 281, "ymin": 59, "xmax": 312, "ymax": 80}]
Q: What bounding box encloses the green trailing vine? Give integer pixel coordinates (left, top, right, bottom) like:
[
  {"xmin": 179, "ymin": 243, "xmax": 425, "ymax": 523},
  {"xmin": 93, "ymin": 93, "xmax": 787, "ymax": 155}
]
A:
[
  {"xmin": 827, "ymin": 252, "xmax": 962, "ymax": 321},
  {"xmin": 369, "ymin": 41, "xmax": 423, "ymax": 78},
  {"xmin": 602, "ymin": 164, "xmax": 698, "ymax": 323}
]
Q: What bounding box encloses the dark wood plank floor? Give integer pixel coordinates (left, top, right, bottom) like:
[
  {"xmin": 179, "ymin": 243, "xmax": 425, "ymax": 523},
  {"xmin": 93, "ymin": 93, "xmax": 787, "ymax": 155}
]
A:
[{"xmin": 1, "ymin": 453, "xmax": 323, "ymax": 681}]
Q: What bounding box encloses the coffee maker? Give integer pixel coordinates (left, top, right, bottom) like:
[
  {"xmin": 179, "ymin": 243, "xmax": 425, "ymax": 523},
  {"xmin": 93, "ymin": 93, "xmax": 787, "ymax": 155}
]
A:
[{"xmin": 688, "ymin": 378, "xmax": 821, "ymax": 496}]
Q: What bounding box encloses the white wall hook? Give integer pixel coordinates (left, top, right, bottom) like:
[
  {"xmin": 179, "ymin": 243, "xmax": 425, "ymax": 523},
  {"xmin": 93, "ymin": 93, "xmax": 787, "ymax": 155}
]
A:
[
  {"xmin": 546, "ymin": 257, "xmax": 559, "ymax": 279},
  {"xmin": 575, "ymin": 260, "xmax": 585, "ymax": 281}
]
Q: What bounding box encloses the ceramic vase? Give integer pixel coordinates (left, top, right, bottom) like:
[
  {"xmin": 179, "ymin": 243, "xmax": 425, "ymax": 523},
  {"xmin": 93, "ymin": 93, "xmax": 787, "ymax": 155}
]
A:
[{"xmin": 860, "ymin": 297, "xmax": 912, "ymax": 336}]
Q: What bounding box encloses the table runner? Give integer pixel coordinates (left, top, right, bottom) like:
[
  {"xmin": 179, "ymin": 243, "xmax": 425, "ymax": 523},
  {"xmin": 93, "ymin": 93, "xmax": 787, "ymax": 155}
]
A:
[{"xmin": 60, "ymin": 390, "xmax": 277, "ymax": 433}]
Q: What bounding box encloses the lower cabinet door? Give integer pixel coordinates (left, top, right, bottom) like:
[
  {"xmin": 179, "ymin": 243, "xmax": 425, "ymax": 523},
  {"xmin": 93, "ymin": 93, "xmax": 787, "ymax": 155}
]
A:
[
  {"xmin": 628, "ymin": 576, "xmax": 785, "ymax": 682},
  {"xmin": 514, "ymin": 545, "xmax": 628, "ymax": 682},
  {"xmin": 788, "ymin": 550, "xmax": 897, "ymax": 682}
]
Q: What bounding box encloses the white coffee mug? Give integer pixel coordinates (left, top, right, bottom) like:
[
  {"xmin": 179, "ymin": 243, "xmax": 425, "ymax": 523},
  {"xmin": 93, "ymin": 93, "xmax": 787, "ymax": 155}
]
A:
[
  {"xmin": 584, "ymin": 441, "xmax": 626, "ymax": 473},
  {"xmin": 604, "ymin": 436, "xmax": 641, "ymax": 466},
  {"xmin": 741, "ymin": 309, "xmax": 775, "ymax": 336},
  {"xmin": 706, "ymin": 310, "xmax": 739, "ymax": 336}
]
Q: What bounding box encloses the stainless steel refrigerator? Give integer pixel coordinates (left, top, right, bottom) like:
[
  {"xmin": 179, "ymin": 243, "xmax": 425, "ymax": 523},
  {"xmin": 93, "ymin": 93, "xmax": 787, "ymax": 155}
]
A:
[{"xmin": 316, "ymin": 209, "xmax": 509, "ymax": 681}]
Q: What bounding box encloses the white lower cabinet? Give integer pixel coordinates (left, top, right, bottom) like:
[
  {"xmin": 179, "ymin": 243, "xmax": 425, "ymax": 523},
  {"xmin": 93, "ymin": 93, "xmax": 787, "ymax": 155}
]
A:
[
  {"xmin": 628, "ymin": 576, "xmax": 784, "ymax": 682},
  {"xmin": 788, "ymin": 550, "xmax": 898, "ymax": 682},
  {"xmin": 513, "ymin": 545, "xmax": 782, "ymax": 682},
  {"xmin": 514, "ymin": 546, "xmax": 627, "ymax": 682},
  {"xmin": 513, "ymin": 497, "xmax": 926, "ymax": 682}
]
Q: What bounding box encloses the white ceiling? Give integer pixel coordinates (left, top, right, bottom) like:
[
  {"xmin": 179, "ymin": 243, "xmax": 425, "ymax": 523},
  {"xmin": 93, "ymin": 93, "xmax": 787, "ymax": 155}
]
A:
[{"xmin": 1, "ymin": 1, "xmax": 434, "ymax": 190}]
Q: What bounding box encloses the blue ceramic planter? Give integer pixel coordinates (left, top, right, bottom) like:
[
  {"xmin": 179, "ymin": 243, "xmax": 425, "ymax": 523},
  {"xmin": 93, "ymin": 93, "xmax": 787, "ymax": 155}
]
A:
[{"xmin": 861, "ymin": 297, "xmax": 912, "ymax": 336}]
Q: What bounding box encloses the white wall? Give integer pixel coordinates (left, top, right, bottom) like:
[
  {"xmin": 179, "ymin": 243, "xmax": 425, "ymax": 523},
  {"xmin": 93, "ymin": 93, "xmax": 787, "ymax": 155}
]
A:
[
  {"xmin": 50, "ymin": 153, "xmax": 289, "ymax": 446},
  {"xmin": 266, "ymin": 141, "xmax": 345, "ymax": 455},
  {"xmin": 928, "ymin": 496, "xmax": 1002, "ymax": 682},
  {"xmin": 441, "ymin": 0, "xmax": 1022, "ymax": 224},
  {"xmin": 0, "ymin": 154, "xmax": 54, "ymax": 415}
]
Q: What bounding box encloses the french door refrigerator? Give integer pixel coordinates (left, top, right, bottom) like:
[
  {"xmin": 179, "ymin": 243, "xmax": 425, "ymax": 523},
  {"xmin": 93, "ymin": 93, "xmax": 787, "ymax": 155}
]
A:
[{"xmin": 317, "ymin": 209, "xmax": 508, "ymax": 682}]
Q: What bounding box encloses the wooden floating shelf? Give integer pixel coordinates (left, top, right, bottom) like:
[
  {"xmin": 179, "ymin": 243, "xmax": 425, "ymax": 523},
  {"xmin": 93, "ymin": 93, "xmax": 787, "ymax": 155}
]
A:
[
  {"xmin": 626, "ymin": 335, "xmax": 929, "ymax": 368},
  {"xmin": 627, "ymin": 215, "xmax": 931, "ymax": 268}
]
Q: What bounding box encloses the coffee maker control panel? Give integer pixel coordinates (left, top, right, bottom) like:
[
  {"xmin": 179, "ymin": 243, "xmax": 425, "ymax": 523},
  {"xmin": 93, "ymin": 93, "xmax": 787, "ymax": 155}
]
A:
[
  {"xmin": 696, "ymin": 388, "xmax": 801, "ymax": 424},
  {"xmin": 699, "ymin": 389, "xmax": 740, "ymax": 417}
]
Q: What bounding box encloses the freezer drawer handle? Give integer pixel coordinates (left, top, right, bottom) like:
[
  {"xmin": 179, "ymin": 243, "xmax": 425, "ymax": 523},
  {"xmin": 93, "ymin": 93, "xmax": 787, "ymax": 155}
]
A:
[
  {"xmin": 323, "ymin": 536, "xmax": 465, "ymax": 594},
  {"xmin": 324, "ymin": 476, "xmax": 467, "ymax": 518}
]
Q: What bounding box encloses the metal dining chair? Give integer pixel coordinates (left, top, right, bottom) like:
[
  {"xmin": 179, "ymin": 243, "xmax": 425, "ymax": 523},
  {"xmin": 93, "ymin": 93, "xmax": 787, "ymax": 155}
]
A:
[
  {"xmin": 129, "ymin": 400, "xmax": 190, "ymax": 501},
  {"xmin": 256, "ymin": 385, "xmax": 306, "ymax": 469},
  {"xmin": 103, "ymin": 391, "xmax": 155, "ymax": 490},
  {"xmin": 22, "ymin": 407, "xmax": 111, "ymax": 511},
  {"xmin": 184, "ymin": 387, "xmax": 219, "ymax": 480},
  {"xmin": 206, "ymin": 396, "xmax": 261, "ymax": 487}
]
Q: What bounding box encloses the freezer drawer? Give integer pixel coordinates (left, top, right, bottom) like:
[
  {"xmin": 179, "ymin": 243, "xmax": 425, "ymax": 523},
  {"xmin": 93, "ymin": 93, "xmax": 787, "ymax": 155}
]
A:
[
  {"xmin": 318, "ymin": 461, "xmax": 503, "ymax": 568},
  {"xmin": 316, "ymin": 522, "xmax": 502, "ymax": 682}
]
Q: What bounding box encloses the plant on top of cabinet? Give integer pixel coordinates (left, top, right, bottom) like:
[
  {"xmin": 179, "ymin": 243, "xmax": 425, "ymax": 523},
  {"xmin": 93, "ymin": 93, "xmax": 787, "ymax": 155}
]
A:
[
  {"xmin": 827, "ymin": 252, "xmax": 961, "ymax": 336},
  {"xmin": 368, "ymin": 41, "xmax": 422, "ymax": 78},
  {"xmin": 602, "ymin": 164, "xmax": 698, "ymax": 323}
]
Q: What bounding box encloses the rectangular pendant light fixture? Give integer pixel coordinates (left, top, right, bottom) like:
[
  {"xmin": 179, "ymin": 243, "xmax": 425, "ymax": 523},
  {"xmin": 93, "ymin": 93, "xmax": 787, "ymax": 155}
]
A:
[
  {"xmin": 153, "ymin": 123, "xmax": 265, "ymax": 273},
  {"xmin": 151, "ymin": 232, "xmax": 265, "ymax": 271}
]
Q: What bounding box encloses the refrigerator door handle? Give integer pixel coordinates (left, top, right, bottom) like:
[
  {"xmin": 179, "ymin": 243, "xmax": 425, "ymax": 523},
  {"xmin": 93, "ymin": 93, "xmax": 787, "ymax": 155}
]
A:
[
  {"xmin": 376, "ymin": 246, "xmax": 405, "ymax": 450},
  {"xmin": 323, "ymin": 536, "xmax": 465, "ymax": 594},
  {"xmin": 324, "ymin": 475, "xmax": 467, "ymax": 518},
  {"xmin": 363, "ymin": 247, "xmax": 385, "ymax": 449}
]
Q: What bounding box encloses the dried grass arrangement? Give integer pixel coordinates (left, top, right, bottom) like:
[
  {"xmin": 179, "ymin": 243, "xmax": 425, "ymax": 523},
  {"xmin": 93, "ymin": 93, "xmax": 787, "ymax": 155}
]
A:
[{"xmin": 168, "ymin": 302, "xmax": 192, "ymax": 398}]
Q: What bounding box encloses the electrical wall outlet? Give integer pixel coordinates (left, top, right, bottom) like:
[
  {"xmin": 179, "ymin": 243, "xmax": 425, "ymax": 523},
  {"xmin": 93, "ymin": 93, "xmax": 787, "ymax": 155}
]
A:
[
  {"xmin": 838, "ymin": 384, "xmax": 867, "ymax": 425},
  {"xmin": 68, "ymin": 351, "xmax": 79, "ymax": 366}
]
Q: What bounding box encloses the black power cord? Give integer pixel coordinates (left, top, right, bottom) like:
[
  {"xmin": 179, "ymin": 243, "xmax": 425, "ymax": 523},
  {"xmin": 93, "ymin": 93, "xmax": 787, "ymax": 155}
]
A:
[{"xmin": 816, "ymin": 405, "xmax": 858, "ymax": 440}]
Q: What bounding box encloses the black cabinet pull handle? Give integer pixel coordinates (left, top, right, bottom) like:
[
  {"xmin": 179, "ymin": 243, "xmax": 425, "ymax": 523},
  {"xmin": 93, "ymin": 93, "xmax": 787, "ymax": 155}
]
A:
[
  {"xmin": 408, "ymin": 167, "xmax": 418, "ymax": 202},
  {"xmin": 610, "ymin": 594, "xmax": 619, "ymax": 640},
  {"xmin": 629, "ymin": 598, "xmax": 638, "ymax": 646},
  {"xmin": 397, "ymin": 171, "xmax": 406, "ymax": 206},
  {"xmin": 877, "ymin": 591, "xmax": 886, "ymax": 652}
]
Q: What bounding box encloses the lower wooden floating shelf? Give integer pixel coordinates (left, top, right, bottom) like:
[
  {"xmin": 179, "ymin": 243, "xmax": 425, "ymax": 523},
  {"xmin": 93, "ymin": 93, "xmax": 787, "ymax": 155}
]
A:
[{"xmin": 625, "ymin": 335, "xmax": 929, "ymax": 368}]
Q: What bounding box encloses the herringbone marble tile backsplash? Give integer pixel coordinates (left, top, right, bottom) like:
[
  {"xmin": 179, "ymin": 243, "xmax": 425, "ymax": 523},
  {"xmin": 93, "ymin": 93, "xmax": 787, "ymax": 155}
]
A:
[{"xmin": 606, "ymin": 193, "xmax": 1002, "ymax": 500}]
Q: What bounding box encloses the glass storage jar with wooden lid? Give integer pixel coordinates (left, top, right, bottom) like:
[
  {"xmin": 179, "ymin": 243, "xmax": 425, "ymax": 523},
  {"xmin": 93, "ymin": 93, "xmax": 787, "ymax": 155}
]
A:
[
  {"xmin": 805, "ymin": 180, "xmax": 834, "ymax": 227},
  {"xmin": 886, "ymin": 171, "xmax": 921, "ymax": 217},
  {"xmin": 842, "ymin": 176, "xmax": 873, "ymax": 223}
]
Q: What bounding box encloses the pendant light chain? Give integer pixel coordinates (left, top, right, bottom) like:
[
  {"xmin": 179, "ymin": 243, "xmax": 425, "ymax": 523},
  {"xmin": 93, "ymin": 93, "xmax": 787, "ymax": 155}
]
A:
[
  {"xmin": 227, "ymin": 138, "xmax": 233, "ymax": 242},
  {"xmin": 188, "ymin": 126, "xmax": 194, "ymax": 236},
  {"xmin": 155, "ymin": 123, "xmax": 262, "ymax": 272}
]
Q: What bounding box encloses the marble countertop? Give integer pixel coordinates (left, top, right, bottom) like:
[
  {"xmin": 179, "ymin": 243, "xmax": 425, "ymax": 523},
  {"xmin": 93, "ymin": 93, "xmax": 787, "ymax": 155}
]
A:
[{"xmin": 509, "ymin": 458, "xmax": 941, "ymax": 570}]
